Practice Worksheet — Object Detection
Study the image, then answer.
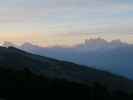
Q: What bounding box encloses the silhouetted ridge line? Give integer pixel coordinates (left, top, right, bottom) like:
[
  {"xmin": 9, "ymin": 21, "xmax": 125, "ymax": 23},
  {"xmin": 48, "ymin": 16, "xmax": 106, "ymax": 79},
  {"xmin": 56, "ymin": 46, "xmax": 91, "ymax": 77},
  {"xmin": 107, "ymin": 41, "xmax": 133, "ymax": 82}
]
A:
[{"xmin": 0, "ymin": 46, "xmax": 132, "ymax": 93}]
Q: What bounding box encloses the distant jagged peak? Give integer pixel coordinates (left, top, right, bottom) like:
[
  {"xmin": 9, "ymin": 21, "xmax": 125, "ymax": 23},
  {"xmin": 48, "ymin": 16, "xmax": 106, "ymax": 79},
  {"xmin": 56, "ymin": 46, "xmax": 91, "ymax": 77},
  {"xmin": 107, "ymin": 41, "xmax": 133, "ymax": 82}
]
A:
[
  {"xmin": 84, "ymin": 38, "xmax": 126, "ymax": 45},
  {"xmin": 110, "ymin": 39, "xmax": 123, "ymax": 44},
  {"xmin": 21, "ymin": 42, "xmax": 45, "ymax": 49},
  {"xmin": 2, "ymin": 41, "xmax": 15, "ymax": 48},
  {"xmin": 21, "ymin": 42, "xmax": 35, "ymax": 47},
  {"xmin": 0, "ymin": 42, "xmax": 3, "ymax": 46},
  {"xmin": 85, "ymin": 37, "xmax": 107, "ymax": 44}
]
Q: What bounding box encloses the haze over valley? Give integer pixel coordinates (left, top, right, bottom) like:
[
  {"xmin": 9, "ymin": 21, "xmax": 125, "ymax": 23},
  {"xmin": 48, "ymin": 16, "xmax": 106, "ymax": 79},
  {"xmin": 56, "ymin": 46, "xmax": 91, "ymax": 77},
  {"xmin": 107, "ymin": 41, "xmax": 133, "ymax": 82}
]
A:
[{"xmin": 13, "ymin": 38, "xmax": 132, "ymax": 79}]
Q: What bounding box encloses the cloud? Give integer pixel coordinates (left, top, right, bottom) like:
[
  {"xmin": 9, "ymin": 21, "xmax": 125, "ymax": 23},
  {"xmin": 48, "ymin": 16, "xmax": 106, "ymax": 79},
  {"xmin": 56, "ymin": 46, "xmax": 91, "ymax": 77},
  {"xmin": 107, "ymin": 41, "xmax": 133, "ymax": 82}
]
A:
[
  {"xmin": 0, "ymin": 0, "xmax": 132, "ymax": 23},
  {"xmin": 0, "ymin": 0, "xmax": 132, "ymax": 36}
]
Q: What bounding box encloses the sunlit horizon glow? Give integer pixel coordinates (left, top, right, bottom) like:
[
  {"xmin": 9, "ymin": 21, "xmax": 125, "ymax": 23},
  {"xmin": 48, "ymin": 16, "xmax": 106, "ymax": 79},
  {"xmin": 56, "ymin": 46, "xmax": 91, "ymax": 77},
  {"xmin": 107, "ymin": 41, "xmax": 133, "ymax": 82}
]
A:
[
  {"xmin": 0, "ymin": 33, "xmax": 133, "ymax": 47},
  {"xmin": 0, "ymin": 0, "xmax": 133, "ymax": 46}
]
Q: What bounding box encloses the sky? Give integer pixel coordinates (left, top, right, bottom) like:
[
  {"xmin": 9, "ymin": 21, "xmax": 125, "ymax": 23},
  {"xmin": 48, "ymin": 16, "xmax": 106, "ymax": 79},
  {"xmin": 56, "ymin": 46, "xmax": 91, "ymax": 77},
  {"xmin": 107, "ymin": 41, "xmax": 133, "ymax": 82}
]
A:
[{"xmin": 0, "ymin": 0, "xmax": 133, "ymax": 46}]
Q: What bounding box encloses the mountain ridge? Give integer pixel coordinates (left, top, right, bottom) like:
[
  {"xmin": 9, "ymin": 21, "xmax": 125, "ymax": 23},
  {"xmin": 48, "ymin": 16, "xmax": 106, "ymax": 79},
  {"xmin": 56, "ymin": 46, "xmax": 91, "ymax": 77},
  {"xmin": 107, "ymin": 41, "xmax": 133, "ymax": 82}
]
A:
[
  {"xmin": 0, "ymin": 46, "xmax": 133, "ymax": 92},
  {"xmin": 19, "ymin": 38, "xmax": 133, "ymax": 79}
]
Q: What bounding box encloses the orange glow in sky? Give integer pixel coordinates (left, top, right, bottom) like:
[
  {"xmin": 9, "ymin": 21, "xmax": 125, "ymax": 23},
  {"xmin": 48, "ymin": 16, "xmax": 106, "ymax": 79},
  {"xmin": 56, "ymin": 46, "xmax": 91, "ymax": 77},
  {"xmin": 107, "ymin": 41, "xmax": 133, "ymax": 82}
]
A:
[
  {"xmin": 0, "ymin": 0, "xmax": 133, "ymax": 46},
  {"xmin": 0, "ymin": 33, "xmax": 133, "ymax": 47}
]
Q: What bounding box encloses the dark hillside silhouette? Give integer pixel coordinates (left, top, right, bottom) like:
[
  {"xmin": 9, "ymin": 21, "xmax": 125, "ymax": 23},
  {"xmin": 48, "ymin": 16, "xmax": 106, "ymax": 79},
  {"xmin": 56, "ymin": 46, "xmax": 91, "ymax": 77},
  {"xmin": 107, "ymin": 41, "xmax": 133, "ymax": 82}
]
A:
[
  {"xmin": 0, "ymin": 47, "xmax": 132, "ymax": 99},
  {"xmin": 0, "ymin": 67, "xmax": 132, "ymax": 100}
]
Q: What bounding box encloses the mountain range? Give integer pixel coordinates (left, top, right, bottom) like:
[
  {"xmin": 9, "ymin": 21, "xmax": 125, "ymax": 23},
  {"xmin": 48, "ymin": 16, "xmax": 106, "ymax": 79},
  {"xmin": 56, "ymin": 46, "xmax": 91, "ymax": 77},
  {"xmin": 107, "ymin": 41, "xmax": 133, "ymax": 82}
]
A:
[
  {"xmin": 18, "ymin": 38, "xmax": 133, "ymax": 79},
  {"xmin": 0, "ymin": 45, "xmax": 133, "ymax": 100},
  {"xmin": 0, "ymin": 46, "xmax": 132, "ymax": 92}
]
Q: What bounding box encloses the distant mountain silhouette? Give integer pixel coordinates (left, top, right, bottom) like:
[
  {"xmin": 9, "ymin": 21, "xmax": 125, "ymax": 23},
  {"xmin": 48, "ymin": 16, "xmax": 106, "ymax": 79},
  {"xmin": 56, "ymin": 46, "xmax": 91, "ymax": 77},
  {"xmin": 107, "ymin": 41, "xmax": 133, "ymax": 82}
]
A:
[
  {"xmin": 2, "ymin": 41, "xmax": 16, "ymax": 48},
  {"xmin": 19, "ymin": 38, "xmax": 133, "ymax": 79}
]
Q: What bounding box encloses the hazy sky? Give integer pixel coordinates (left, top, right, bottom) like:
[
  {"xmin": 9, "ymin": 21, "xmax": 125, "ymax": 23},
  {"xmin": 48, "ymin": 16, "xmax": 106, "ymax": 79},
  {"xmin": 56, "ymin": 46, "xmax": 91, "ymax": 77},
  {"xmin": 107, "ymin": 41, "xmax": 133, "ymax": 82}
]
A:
[{"xmin": 0, "ymin": 0, "xmax": 133, "ymax": 46}]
